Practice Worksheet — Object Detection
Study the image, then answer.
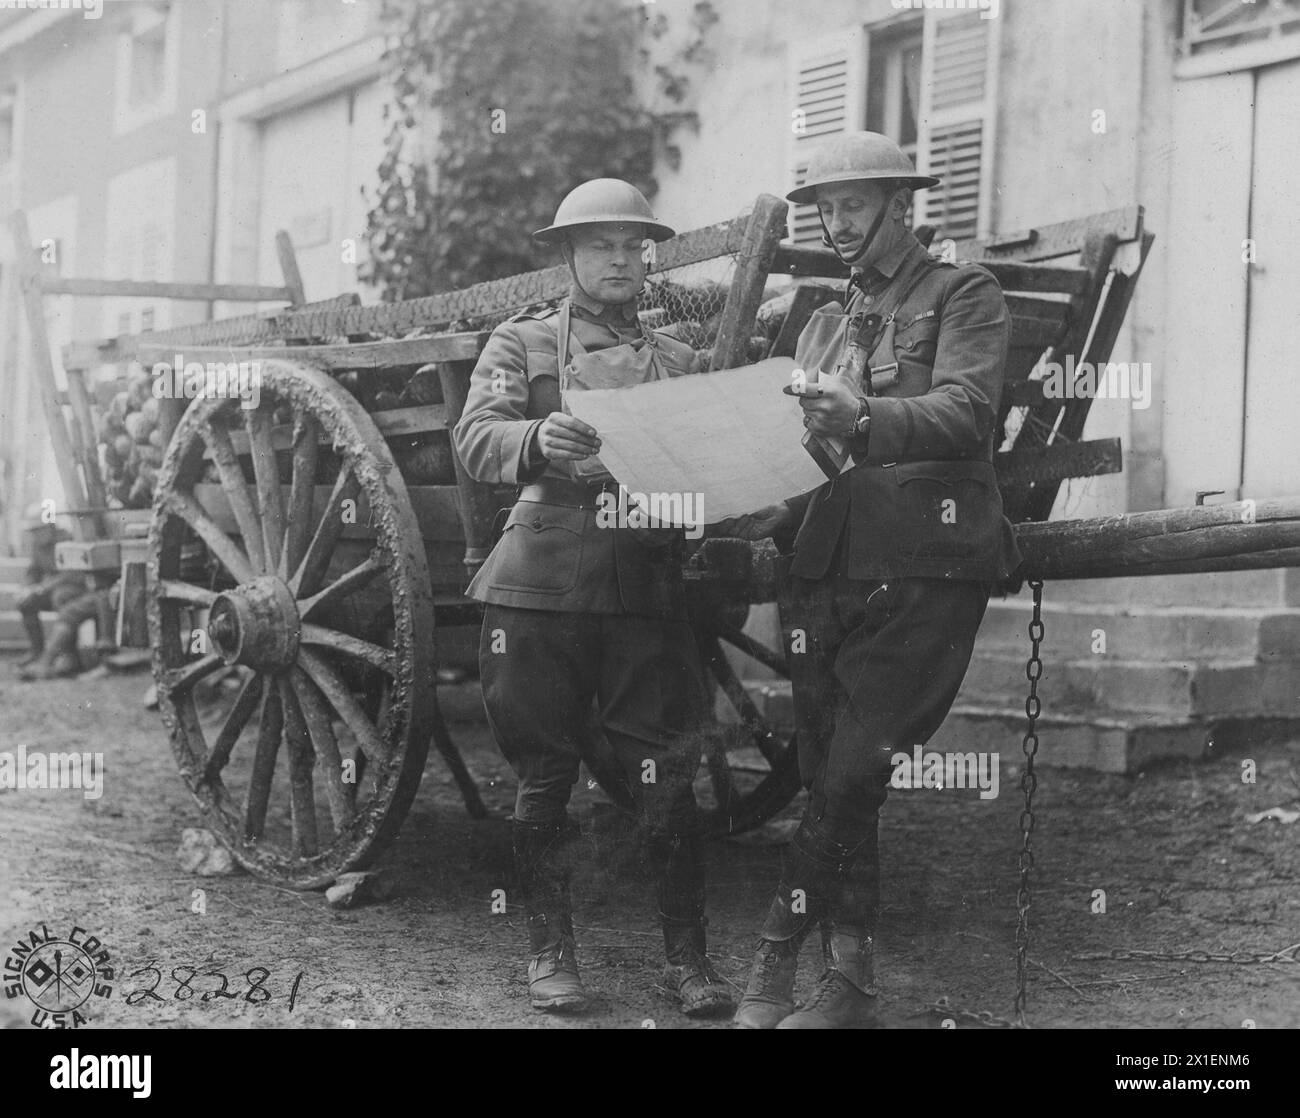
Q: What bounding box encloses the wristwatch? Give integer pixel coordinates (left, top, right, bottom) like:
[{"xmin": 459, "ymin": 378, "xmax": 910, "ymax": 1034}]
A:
[{"xmin": 846, "ymin": 395, "xmax": 871, "ymax": 441}]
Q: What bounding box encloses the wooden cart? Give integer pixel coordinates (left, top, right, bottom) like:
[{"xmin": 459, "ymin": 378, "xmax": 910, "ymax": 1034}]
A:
[{"xmin": 15, "ymin": 195, "xmax": 1168, "ymax": 889}]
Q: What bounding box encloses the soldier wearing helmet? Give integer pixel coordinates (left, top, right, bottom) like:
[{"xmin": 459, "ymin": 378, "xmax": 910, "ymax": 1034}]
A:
[
  {"xmin": 728, "ymin": 132, "xmax": 1022, "ymax": 1028},
  {"xmin": 452, "ymin": 178, "xmax": 732, "ymax": 1018}
]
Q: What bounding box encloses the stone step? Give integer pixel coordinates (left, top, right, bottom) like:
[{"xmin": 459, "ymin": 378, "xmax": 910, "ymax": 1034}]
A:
[
  {"xmin": 978, "ymin": 598, "xmax": 1300, "ymax": 662},
  {"xmin": 738, "ymin": 680, "xmax": 1294, "ymax": 774},
  {"xmin": 929, "ymin": 706, "xmax": 1211, "ymax": 774},
  {"xmin": 961, "ymin": 650, "xmax": 1300, "ymax": 719},
  {"xmin": 0, "ymin": 610, "xmax": 58, "ymax": 650}
]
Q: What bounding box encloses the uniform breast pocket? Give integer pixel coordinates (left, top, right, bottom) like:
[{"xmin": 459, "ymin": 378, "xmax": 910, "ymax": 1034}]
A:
[
  {"xmin": 891, "ymin": 460, "xmax": 1001, "ymax": 560},
  {"xmin": 488, "ymin": 502, "xmax": 587, "ymax": 594},
  {"xmin": 888, "ymin": 316, "xmax": 940, "ymax": 398}
]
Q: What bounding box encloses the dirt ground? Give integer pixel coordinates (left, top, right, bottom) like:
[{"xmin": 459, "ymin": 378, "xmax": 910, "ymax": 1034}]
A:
[{"xmin": 2, "ymin": 657, "xmax": 1298, "ymax": 1031}]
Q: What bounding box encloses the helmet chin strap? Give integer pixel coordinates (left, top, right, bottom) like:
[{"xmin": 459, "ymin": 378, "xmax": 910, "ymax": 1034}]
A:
[{"xmin": 820, "ymin": 188, "xmax": 892, "ymax": 269}]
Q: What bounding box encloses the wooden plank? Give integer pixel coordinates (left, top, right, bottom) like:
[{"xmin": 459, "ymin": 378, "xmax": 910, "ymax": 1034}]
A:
[
  {"xmin": 10, "ymin": 211, "xmax": 93, "ymax": 536},
  {"xmin": 1013, "ymin": 496, "xmax": 1300, "ymax": 581},
  {"xmin": 994, "ymin": 438, "xmax": 1123, "ymax": 490},
  {"xmin": 216, "ymin": 405, "xmax": 450, "ymax": 459},
  {"xmin": 275, "ymin": 231, "xmax": 306, "ymax": 307},
  {"xmin": 771, "ymin": 244, "xmax": 848, "ymax": 280},
  {"xmin": 137, "ymin": 333, "xmax": 485, "ymax": 372},
  {"xmin": 63, "ymin": 293, "xmax": 363, "ymax": 369},
  {"xmin": 1007, "ymin": 309, "xmax": 1069, "ymax": 351},
  {"xmin": 195, "ymin": 481, "xmax": 467, "ymax": 543},
  {"xmin": 710, "ymin": 194, "xmax": 790, "ymax": 371},
  {"xmin": 980, "ymin": 261, "xmax": 1091, "ymax": 296},
  {"xmin": 770, "ymin": 245, "xmax": 1094, "ymax": 299},
  {"xmin": 41, "ymin": 277, "xmax": 293, "ymax": 302},
  {"xmin": 64, "ymin": 368, "xmax": 108, "ymax": 529},
  {"xmin": 956, "ymin": 205, "xmax": 1143, "ymax": 263}
]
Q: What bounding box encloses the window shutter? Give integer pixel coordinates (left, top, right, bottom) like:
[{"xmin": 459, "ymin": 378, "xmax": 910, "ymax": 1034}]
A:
[
  {"xmin": 787, "ymin": 28, "xmax": 868, "ymax": 246},
  {"xmin": 916, "ymin": 9, "xmax": 999, "ymax": 240}
]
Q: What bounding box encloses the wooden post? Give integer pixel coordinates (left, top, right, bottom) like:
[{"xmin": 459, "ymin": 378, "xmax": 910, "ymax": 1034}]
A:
[
  {"xmin": 709, "ymin": 194, "xmax": 790, "ymax": 372},
  {"xmin": 275, "ymin": 230, "xmax": 307, "ymax": 307},
  {"xmin": 435, "ymin": 361, "xmax": 499, "ymax": 569},
  {"xmin": 10, "ymin": 210, "xmax": 92, "ymax": 539},
  {"xmin": 1014, "ymin": 496, "xmax": 1300, "ymax": 581}
]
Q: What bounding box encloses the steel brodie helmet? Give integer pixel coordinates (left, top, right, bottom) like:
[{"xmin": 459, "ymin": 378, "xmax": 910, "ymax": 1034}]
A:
[
  {"xmin": 786, "ymin": 131, "xmax": 940, "ymax": 204},
  {"xmin": 533, "ymin": 178, "xmax": 676, "ymax": 245}
]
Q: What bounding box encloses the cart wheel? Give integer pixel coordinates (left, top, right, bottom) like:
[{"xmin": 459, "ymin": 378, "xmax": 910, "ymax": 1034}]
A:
[
  {"xmin": 692, "ymin": 619, "xmax": 802, "ymax": 837},
  {"xmin": 148, "ymin": 359, "xmax": 435, "ymax": 889},
  {"xmin": 582, "ymin": 612, "xmax": 802, "ymax": 839}
]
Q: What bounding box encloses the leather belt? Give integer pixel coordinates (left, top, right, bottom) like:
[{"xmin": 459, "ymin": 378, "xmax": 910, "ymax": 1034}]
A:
[{"xmin": 517, "ymin": 475, "xmax": 621, "ymax": 510}]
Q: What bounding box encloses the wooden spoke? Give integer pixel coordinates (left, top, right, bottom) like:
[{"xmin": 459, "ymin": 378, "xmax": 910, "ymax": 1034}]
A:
[
  {"xmin": 297, "ymin": 647, "xmax": 392, "ymax": 767},
  {"xmin": 201, "ymin": 421, "xmax": 266, "ymax": 576},
  {"xmin": 163, "ymin": 490, "xmax": 257, "ymax": 585},
  {"xmin": 705, "ymin": 730, "xmax": 736, "ymax": 818},
  {"xmin": 244, "ymin": 684, "xmax": 283, "ymax": 840},
  {"xmin": 299, "ymin": 623, "xmax": 397, "ymax": 676},
  {"xmin": 159, "ymin": 580, "xmax": 216, "ymax": 608},
  {"xmin": 296, "ymin": 554, "xmax": 385, "ymax": 621},
  {"xmin": 246, "ymin": 407, "xmax": 287, "ymax": 574},
  {"xmin": 715, "ymin": 625, "xmax": 790, "ymax": 677},
  {"xmin": 279, "ymin": 677, "xmax": 320, "ymax": 857},
  {"xmin": 703, "ymin": 635, "xmax": 785, "ymax": 765},
  {"xmin": 283, "ymin": 411, "xmax": 320, "ymax": 578},
  {"xmin": 290, "ymin": 468, "xmax": 360, "ymax": 598},
  {"xmin": 290, "ymin": 667, "xmax": 353, "ymax": 831},
  {"xmin": 161, "ymin": 652, "xmax": 225, "ymax": 694},
  {"xmin": 203, "ymin": 672, "xmax": 264, "ymax": 784}
]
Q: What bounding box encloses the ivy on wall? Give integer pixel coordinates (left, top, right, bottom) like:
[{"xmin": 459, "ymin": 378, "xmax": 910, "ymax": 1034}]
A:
[{"xmin": 361, "ymin": 0, "xmax": 717, "ymax": 300}]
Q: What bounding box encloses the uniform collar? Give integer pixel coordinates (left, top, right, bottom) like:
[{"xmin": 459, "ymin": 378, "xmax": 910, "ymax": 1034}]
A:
[
  {"xmin": 849, "ymin": 234, "xmax": 927, "ymax": 297},
  {"xmin": 568, "ymin": 282, "xmax": 640, "ymax": 326}
]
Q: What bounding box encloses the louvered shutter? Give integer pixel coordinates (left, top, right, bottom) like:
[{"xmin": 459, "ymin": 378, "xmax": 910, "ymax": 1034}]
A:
[
  {"xmin": 917, "ymin": 9, "xmax": 999, "ymax": 240},
  {"xmin": 787, "ymin": 28, "xmax": 868, "ymax": 245}
]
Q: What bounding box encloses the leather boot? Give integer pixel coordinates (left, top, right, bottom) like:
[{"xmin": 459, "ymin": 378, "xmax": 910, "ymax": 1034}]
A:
[
  {"xmin": 732, "ymin": 892, "xmax": 814, "ymax": 1029},
  {"xmin": 18, "ymin": 608, "xmax": 44, "ymax": 668},
  {"xmin": 661, "ymin": 915, "xmax": 733, "ymax": 1016},
  {"xmin": 649, "ymin": 832, "xmax": 733, "ymax": 1016},
  {"xmin": 513, "ymin": 820, "xmax": 588, "ymax": 1012},
  {"xmin": 777, "ymin": 927, "xmax": 878, "ymax": 1028},
  {"xmin": 779, "ymin": 855, "xmax": 880, "ymax": 1029},
  {"xmin": 733, "ymin": 819, "xmax": 846, "ymax": 1029}
]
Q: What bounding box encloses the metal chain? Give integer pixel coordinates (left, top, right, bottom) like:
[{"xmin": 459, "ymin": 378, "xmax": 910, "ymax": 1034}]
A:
[
  {"xmin": 1015, "ymin": 578, "xmax": 1045, "ymax": 1026},
  {"xmin": 1073, "ymin": 944, "xmax": 1300, "ymax": 966}
]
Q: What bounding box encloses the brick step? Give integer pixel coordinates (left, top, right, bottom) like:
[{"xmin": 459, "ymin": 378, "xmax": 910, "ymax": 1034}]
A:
[
  {"xmin": 737, "ymin": 680, "xmax": 1298, "ymax": 774},
  {"xmin": 961, "ymin": 650, "xmax": 1300, "ymax": 719},
  {"xmin": 978, "ymin": 598, "xmax": 1300, "ymax": 662}
]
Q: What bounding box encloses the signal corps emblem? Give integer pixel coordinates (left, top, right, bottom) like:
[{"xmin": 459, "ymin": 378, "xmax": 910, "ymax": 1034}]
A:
[{"xmin": 3, "ymin": 923, "xmax": 114, "ymax": 1028}]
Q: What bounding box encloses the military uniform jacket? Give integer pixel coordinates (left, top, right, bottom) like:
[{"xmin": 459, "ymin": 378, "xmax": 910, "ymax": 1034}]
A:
[
  {"xmin": 452, "ymin": 285, "xmax": 701, "ymax": 617},
  {"xmin": 785, "ymin": 234, "xmax": 1023, "ymax": 582}
]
